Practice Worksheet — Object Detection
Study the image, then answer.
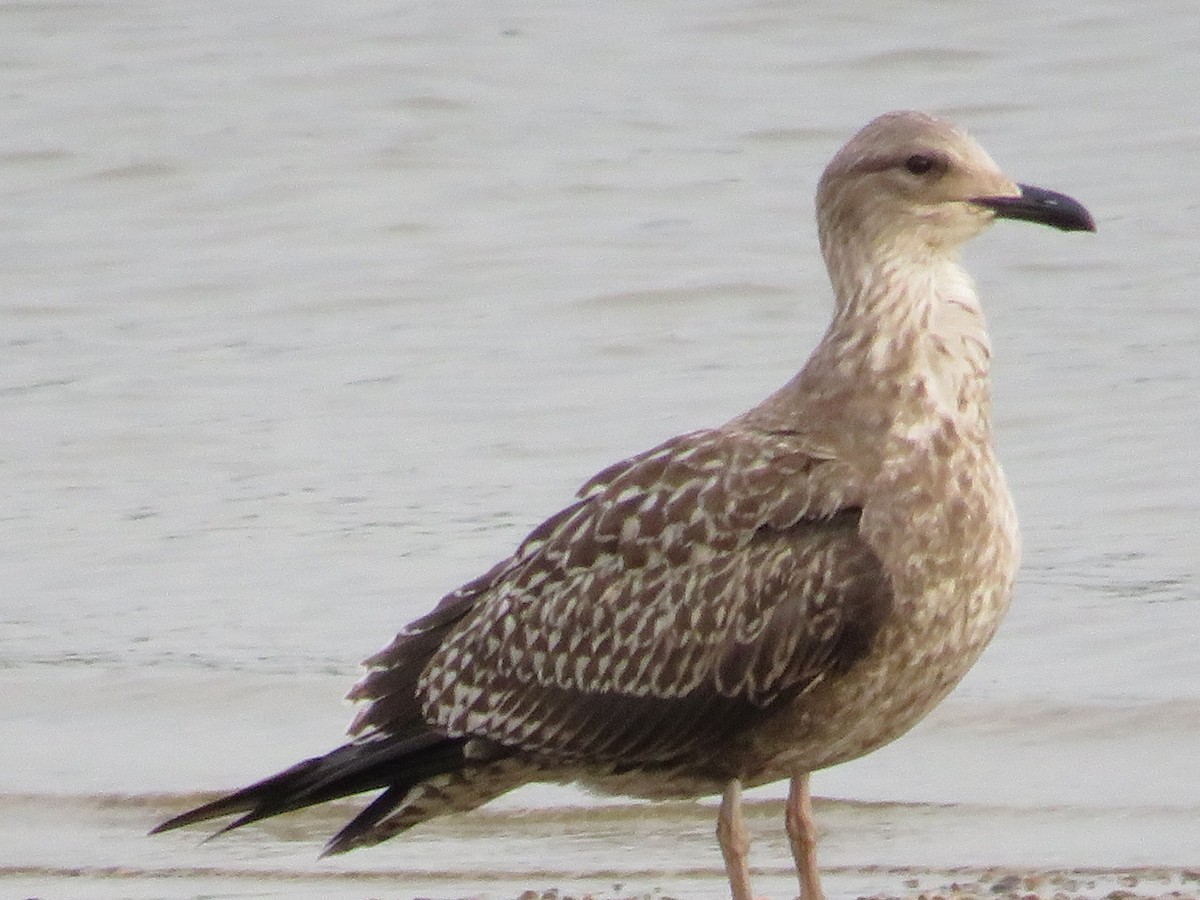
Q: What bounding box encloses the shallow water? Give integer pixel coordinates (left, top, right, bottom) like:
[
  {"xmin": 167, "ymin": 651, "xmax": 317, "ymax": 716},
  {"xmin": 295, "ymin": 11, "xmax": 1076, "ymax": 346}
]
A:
[{"xmin": 2, "ymin": 0, "xmax": 1198, "ymax": 897}]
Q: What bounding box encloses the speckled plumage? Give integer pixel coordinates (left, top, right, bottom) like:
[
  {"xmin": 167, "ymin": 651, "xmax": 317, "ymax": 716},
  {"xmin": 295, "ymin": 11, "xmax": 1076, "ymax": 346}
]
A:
[{"xmin": 154, "ymin": 111, "xmax": 1094, "ymax": 900}]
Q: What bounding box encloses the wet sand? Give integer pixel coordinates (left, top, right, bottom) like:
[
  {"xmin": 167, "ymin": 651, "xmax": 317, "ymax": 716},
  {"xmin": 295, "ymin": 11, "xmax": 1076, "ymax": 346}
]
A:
[
  {"xmin": 4, "ymin": 868, "xmax": 1198, "ymax": 900},
  {"xmin": 4, "ymin": 791, "xmax": 1196, "ymax": 900}
]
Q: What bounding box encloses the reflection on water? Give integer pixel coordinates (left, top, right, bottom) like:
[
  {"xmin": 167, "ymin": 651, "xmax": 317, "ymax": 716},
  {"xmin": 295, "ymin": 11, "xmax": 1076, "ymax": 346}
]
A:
[{"xmin": 3, "ymin": 0, "xmax": 1199, "ymax": 896}]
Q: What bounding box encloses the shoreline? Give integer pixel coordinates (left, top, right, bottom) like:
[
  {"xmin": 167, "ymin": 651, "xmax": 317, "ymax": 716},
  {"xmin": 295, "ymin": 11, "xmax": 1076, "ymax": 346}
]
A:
[
  {"xmin": 3, "ymin": 864, "xmax": 1197, "ymax": 900},
  {"xmin": 4, "ymin": 792, "xmax": 1196, "ymax": 899}
]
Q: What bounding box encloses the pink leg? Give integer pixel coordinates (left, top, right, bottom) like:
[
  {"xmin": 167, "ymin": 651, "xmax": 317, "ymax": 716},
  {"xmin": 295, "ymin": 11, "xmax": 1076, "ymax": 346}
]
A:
[
  {"xmin": 717, "ymin": 778, "xmax": 755, "ymax": 900},
  {"xmin": 785, "ymin": 771, "xmax": 825, "ymax": 900}
]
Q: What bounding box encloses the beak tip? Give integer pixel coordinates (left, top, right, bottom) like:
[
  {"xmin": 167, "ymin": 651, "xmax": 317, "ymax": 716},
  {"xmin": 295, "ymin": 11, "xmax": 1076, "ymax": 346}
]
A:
[{"xmin": 974, "ymin": 183, "xmax": 1096, "ymax": 233}]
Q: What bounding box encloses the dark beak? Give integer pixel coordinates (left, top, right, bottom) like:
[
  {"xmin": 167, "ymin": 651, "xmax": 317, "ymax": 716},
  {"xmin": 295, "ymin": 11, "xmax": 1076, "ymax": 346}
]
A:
[{"xmin": 972, "ymin": 183, "xmax": 1096, "ymax": 233}]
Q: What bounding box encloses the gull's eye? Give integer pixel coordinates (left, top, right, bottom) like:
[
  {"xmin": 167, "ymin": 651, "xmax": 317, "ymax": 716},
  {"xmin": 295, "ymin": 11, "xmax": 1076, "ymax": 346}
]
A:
[{"xmin": 904, "ymin": 154, "xmax": 938, "ymax": 176}]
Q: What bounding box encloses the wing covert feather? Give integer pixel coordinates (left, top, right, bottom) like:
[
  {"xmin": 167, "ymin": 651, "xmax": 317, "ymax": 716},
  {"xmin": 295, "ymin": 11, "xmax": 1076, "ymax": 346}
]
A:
[{"xmin": 410, "ymin": 428, "xmax": 891, "ymax": 762}]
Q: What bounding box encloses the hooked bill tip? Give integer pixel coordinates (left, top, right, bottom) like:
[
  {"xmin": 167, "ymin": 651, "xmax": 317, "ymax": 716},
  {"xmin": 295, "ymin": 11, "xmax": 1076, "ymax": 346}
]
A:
[{"xmin": 972, "ymin": 183, "xmax": 1096, "ymax": 233}]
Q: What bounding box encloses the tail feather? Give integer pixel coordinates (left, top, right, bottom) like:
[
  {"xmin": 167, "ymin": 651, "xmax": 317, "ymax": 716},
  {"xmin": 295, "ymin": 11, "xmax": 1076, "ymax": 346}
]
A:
[
  {"xmin": 151, "ymin": 728, "xmax": 464, "ymax": 837},
  {"xmin": 319, "ymin": 736, "xmax": 484, "ymax": 855},
  {"xmin": 320, "ymin": 783, "xmax": 407, "ymax": 856},
  {"xmin": 322, "ymin": 755, "xmax": 537, "ymax": 855}
]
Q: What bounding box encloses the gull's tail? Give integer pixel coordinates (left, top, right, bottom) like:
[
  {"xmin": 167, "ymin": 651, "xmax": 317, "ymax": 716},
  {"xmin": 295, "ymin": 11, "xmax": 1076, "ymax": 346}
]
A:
[{"xmin": 150, "ymin": 727, "xmax": 496, "ymax": 854}]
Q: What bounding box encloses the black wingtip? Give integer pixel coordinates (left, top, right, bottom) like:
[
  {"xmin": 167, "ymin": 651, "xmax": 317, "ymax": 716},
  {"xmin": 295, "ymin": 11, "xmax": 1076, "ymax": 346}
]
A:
[
  {"xmin": 149, "ymin": 795, "xmax": 249, "ymax": 835},
  {"xmin": 150, "ymin": 730, "xmax": 471, "ymax": 849}
]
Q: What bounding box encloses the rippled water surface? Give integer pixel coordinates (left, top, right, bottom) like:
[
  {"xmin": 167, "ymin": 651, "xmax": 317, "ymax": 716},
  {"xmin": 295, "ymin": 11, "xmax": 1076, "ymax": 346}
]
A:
[{"xmin": 2, "ymin": 1, "xmax": 1198, "ymax": 897}]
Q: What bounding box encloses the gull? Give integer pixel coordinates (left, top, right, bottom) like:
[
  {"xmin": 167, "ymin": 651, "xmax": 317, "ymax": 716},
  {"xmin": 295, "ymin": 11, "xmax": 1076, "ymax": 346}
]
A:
[{"xmin": 153, "ymin": 110, "xmax": 1095, "ymax": 900}]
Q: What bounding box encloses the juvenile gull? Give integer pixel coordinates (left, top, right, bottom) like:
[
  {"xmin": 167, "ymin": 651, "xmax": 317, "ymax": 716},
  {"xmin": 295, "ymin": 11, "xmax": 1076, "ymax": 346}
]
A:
[{"xmin": 153, "ymin": 111, "xmax": 1095, "ymax": 900}]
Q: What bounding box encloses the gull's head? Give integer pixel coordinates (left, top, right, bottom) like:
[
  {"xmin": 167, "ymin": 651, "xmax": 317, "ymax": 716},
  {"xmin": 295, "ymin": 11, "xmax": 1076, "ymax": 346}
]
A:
[{"xmin": 817, "ymin": 111, "xmax": 1095, "ymax": 262}]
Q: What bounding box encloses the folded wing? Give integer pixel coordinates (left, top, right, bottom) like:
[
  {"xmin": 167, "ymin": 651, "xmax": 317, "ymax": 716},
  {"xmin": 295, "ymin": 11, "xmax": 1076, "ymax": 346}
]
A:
[{"xmin": 355, "ymin": 427, "xmax": 892, "ymax": 766}]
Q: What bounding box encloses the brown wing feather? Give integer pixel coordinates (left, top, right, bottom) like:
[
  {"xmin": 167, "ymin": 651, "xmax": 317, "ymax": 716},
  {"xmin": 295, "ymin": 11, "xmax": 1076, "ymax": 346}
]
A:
[
  {"xmin": 407, "ymin": 428, "xmax": 891, "ymax": 763},
  {"xmin": 346, "ymin": 498, "xmax": 590, "ymax": 734}
]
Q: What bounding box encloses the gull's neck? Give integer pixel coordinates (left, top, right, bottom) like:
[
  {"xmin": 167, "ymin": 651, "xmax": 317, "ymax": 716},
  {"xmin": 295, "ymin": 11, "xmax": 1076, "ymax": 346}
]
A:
[
  {"xmin": 740, "ymin": 236, "xmax": 995, "ymax": 446},
  {"xmin": 821, "ymin": 235, "xmax": 994, "ymax": 434}
]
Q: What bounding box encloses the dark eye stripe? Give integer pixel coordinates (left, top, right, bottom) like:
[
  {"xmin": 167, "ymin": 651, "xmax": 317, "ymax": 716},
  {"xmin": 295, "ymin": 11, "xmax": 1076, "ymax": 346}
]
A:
[{"xmin": 845, "ymin": 151, "xmax": 949, "ymax": 178}]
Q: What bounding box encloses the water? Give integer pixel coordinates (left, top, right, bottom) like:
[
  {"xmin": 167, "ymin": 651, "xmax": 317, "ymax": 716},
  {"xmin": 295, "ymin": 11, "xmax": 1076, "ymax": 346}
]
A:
[{"xmin": 2, "ymin": 1, "xmax": 1198, "ymax": 896}]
